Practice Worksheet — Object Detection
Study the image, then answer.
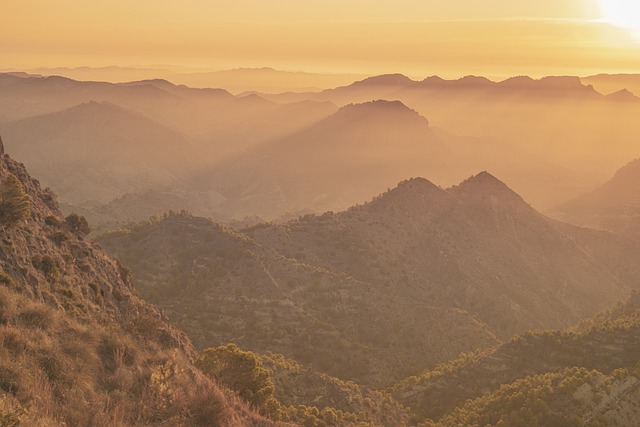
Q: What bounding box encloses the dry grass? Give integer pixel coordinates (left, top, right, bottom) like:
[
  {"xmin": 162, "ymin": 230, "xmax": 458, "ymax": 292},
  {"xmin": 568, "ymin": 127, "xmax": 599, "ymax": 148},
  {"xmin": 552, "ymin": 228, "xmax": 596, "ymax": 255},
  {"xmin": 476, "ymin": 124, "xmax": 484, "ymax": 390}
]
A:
[{"xmin": 0, "ymin": 285, "xmax": 250, "ymax": 426}]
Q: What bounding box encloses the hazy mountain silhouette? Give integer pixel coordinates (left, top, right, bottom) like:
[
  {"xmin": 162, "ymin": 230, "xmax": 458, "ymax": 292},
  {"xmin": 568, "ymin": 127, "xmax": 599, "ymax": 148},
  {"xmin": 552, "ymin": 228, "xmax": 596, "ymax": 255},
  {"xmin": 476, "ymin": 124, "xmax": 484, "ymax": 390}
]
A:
[
  {"xmin": 605, "ymin": 88, "xmax": 640, "ymax": 102},
  {"xmin": 0, "ymin": 74, "xmax": 338, "ymax": 229},
  {"xmin": 549, "ymin": 158, "xmax": 640, "ymax": 238},
  {"xmin": 582, "ymin": 73, "xmax": 640, "ymax": 96},
  {"xmin": 259, "ymin": 73, "xmax": 640, "ymax": 209},
  {"xmin": 0, "ymin": 73, "xmax": 336, "ymax": 146},
  {"xmin": 3, "ymin": 101, "xmax": 195, "ymax": 205},
  {"xmin": 199, "ymin": 100, "xmax": 453, "ymax": 219},
  {"xmin": 168, "ymin": 67, "xmax": 366, "ymax": 93},
  {"xmin": 29, "ymin": 65, "xmax": 175, "ymax": 83}
]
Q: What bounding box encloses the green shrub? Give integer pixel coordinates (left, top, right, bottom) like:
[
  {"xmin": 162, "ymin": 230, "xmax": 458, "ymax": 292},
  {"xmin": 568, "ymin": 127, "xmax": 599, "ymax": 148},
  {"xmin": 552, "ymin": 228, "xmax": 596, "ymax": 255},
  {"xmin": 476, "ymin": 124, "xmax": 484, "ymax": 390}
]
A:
[
  {"xmin": 50, "ymin": 231, "xmax": 68, "ymax": 245},
  {"xmin": 65, "ymin": 213, "xmax": 90, "ymax": 236},
  {"xmin": 196, "ymin": 344, "xmax": 277, "ymax": 415},
  {"xmin": 0, "ymin": 174, "xmax": 30, "ymax": 226}
]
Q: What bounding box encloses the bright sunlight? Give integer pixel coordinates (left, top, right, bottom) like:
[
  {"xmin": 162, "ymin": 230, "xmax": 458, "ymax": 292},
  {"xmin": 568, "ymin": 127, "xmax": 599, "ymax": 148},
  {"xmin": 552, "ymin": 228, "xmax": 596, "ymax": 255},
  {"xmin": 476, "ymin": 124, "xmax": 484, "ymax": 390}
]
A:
[{"xmin": 599, "ymin": 0, "xmax": 640, "ymax": 35}]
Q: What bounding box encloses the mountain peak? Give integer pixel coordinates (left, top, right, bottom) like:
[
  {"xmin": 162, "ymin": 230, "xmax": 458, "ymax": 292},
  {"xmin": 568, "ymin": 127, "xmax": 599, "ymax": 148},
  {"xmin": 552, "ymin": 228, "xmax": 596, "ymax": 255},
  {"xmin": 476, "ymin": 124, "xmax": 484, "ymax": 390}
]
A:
[
  {"xmin": 450, "ymin": 171, "xmax": 527, "ymax": 205},
  {"xmin": 395, "ymin": 177, "xmax": 442, "ymax": 192},
  {"xmin": 610, "ymin": 158, "xmax": 640, "ymax": 184},
  {"xmin": 419, "ymin": 75, "xmax": 494, "ymax": 89},
  {"xmin": 330, "ymin": 100, "xmax": 429, "ymax": 127},
  {"xmin": 498, "ymin": 75, "xmax": 596, "ymax": 95},
  {"xmin": 365, "ymin": 177, "xmax": 449, "ymax": 213},
  {"xmin": 606, "ymin": 88, "xmax": 638, "ymax": 101},
  {"xmin": 457, "ymin": 75, "xmax": 495, "ymax": 86},
  {"xmin": 352, "ymin": 73, "xmax": 414, "ymax": 87}
]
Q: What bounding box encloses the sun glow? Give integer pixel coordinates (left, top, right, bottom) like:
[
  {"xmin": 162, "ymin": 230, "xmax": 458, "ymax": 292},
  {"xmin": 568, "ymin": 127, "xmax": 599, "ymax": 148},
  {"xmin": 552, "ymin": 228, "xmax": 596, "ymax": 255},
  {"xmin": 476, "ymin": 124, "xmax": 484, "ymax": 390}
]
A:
[{"xmin": 598, "ymin": 0, "xmax": 640, "ymax": 36}]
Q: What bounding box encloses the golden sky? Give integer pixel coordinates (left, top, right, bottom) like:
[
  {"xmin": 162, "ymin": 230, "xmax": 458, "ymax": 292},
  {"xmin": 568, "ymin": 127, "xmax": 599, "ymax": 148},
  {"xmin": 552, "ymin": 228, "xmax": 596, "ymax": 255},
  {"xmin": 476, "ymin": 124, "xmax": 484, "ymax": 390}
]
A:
[{"xmin": 2, "ymin": 0, "xmax": 640, "ymax": 77}]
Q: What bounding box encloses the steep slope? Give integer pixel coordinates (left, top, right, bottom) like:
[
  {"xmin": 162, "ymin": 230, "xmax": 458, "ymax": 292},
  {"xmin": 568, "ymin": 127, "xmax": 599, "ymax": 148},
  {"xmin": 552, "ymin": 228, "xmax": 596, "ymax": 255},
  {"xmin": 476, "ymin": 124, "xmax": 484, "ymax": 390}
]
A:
[
  {"xmin": 393, "ymin": 291, "xmax": 640, "ymax": 424},
  {"xmin": 549, "ymin": 158, "xmax": 640, "ymax": 239},
  {"xmin": 0, "ymin": 146, "xmax": 272, "ymax": 425},
  {"xmin": 204, "ymin": 100, "xmax": 453, "ymax": 218}
]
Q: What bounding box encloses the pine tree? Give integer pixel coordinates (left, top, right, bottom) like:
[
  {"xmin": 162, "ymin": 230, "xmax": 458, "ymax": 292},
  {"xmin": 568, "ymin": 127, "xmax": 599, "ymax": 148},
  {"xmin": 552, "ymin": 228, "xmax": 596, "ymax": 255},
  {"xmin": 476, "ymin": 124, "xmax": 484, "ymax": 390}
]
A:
[{"xmin": 0, "ymin": 174, "xmax": 30, "ymax": 226}]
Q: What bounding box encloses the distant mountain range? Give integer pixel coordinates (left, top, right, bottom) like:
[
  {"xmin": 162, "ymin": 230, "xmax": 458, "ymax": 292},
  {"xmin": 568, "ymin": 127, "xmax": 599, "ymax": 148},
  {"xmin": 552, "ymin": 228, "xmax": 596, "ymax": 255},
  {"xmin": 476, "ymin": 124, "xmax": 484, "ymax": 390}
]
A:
[
  {"xmin": 7, "ymin": 66, "xmax": 366, "ymax": 94},
  {"xmin": 3, "ymin": 101, "xmax": 195, "ymax": 204},
  {"xmin": 3, "ymin": 71, "xmax": 640, "ymax": 232},
  {"xmin": 582, "ymin": 73, "xmax": 640, "ymax": 96}
]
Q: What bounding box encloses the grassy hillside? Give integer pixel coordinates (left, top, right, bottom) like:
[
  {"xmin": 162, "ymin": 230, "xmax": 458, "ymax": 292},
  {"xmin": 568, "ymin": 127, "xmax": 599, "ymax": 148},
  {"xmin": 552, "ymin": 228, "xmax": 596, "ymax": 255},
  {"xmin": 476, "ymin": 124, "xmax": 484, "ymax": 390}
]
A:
[{"xmin": 0, "ymin": 149, "xmax": 272, "ymax": 425}]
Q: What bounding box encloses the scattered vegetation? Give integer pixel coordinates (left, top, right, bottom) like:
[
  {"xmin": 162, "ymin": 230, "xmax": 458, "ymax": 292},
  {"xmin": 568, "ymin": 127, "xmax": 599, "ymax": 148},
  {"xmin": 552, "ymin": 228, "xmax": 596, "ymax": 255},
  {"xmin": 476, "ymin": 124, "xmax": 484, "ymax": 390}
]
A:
[{"xmin": 197, "ymin": 344, "xmax": 410, "ymax": 426}]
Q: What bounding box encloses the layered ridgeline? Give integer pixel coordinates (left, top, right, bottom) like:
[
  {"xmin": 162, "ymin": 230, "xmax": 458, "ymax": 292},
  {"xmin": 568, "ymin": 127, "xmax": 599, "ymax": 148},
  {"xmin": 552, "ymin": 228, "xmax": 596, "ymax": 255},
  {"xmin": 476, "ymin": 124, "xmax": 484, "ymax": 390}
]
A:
[
  {"xmin": 201, "ymin": 100, "xmax": 455, "ymax": 218},
  {"xmin": 4, "ymin": 72, "xmax": 640, "ymax": 228},
  {"xmin": 0, "ymin": 145, "xmax": 273, "ymax": 425},
  {"xmin": 392, "ymin": 292, "xmax": 640, "ymax": 426},
  {"xmin": 97, "ymin": 172, "xmax": 640, "ymax": 389},
  {"xmin": 549, "ymin": 158, "xmax": 640, "ymax": 239},
  {"xmin": 0, "ymin": 73, "xmax": 335, "ymax": 229}
]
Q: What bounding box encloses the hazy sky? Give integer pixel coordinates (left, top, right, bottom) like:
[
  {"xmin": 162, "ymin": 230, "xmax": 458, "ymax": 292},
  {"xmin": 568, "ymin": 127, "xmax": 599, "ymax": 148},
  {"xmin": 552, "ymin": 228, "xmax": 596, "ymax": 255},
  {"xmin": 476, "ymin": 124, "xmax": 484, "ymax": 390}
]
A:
[{"xmin": 3, "ymin": 0, "xmax": 640, "ymax": 77}]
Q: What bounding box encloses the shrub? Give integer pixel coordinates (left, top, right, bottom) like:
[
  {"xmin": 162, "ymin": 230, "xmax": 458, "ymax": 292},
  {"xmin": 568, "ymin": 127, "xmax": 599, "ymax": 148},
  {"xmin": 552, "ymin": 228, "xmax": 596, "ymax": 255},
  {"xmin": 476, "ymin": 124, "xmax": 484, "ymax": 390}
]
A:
[
  {"xmin": 49, "ymin": 231, "xmax": 69, "ymax": 246},
  {"xmin": 0, "ymin": 395, "xmax": 26, "ymax": 427},
  {"xmin": 0, "ymin": 174, "xmax": 30, "ymax": 226},
  {"xmin": 65, "ymin": 213, "xmax": 91, "ymax": 236},
  {"xmin": 196, "ymin": 344, "xmax": 277, "ymax": 415}
]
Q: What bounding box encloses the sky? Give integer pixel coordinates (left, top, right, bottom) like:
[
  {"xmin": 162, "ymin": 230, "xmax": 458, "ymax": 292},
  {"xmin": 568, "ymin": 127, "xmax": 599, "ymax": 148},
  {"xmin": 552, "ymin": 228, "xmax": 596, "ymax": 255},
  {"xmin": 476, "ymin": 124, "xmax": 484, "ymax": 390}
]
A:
[{"xmin": 2, "ymin": 0, "xmax": 640, "ymax": 78}]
